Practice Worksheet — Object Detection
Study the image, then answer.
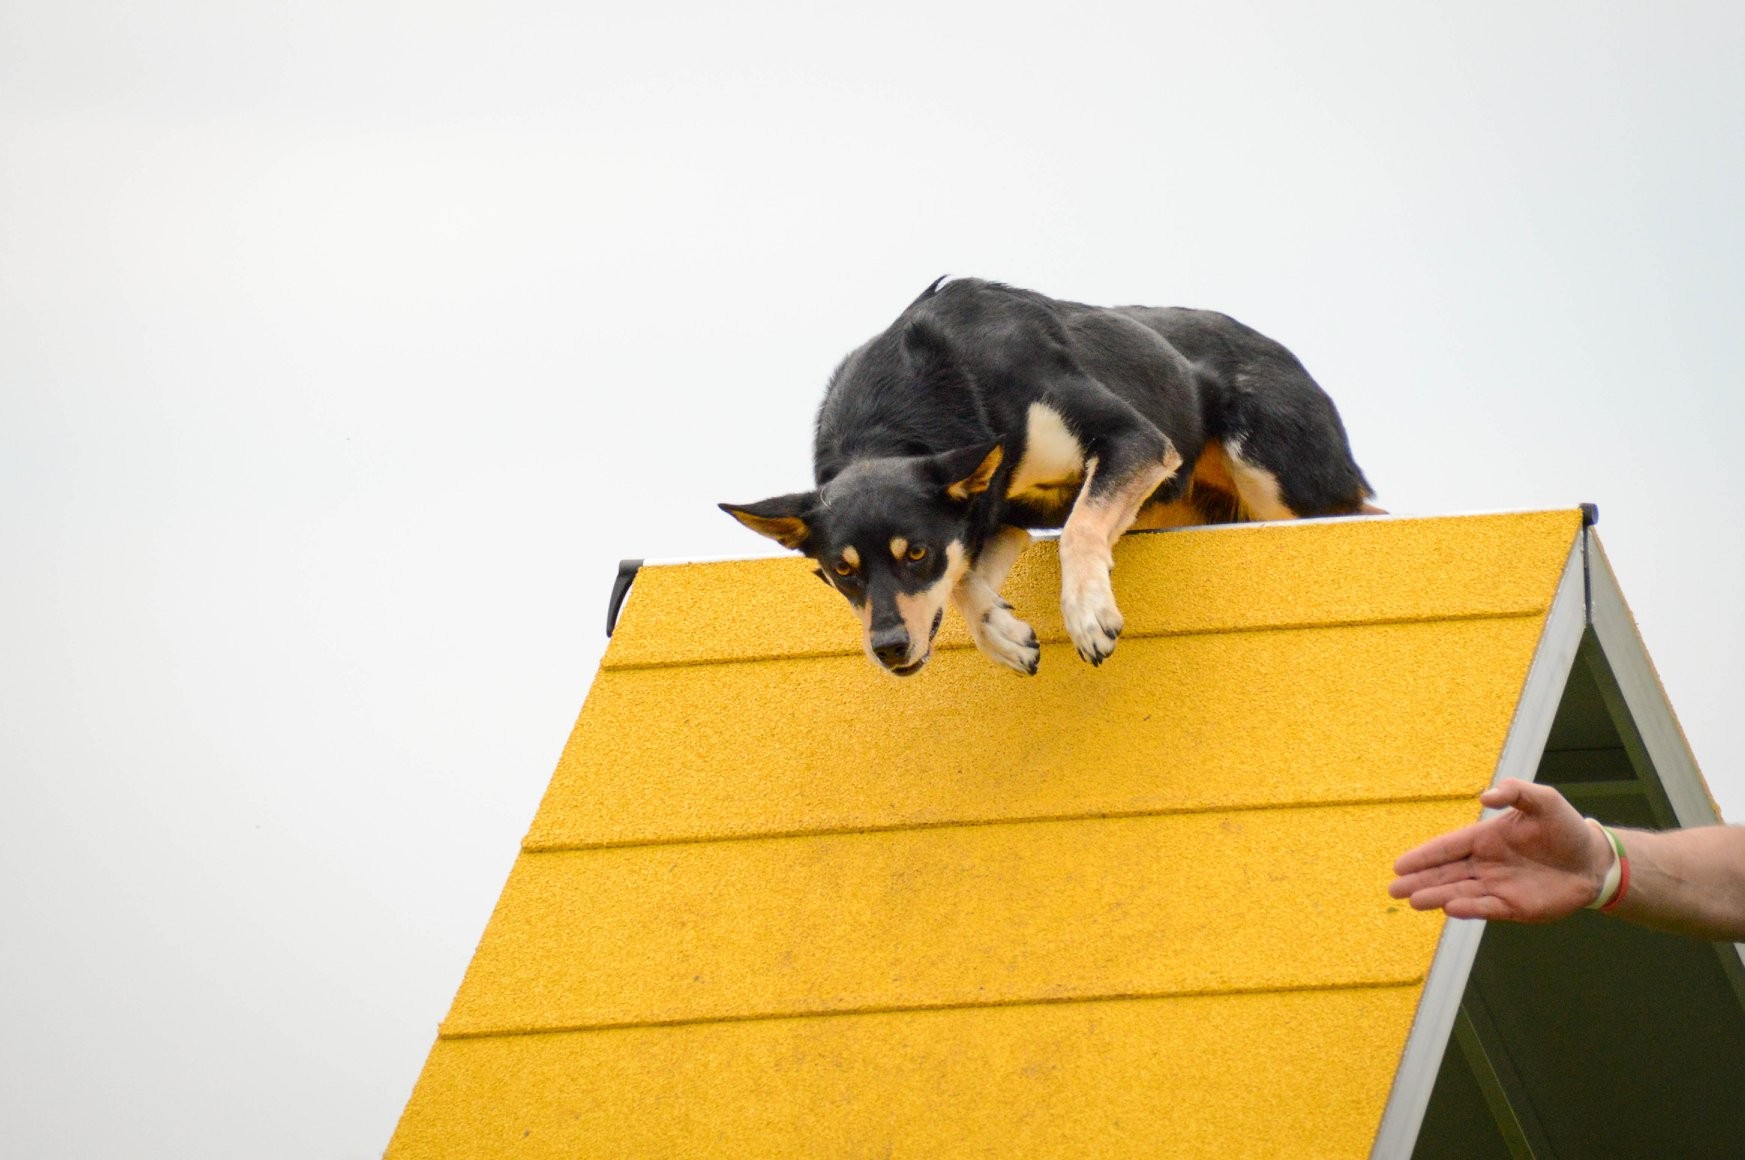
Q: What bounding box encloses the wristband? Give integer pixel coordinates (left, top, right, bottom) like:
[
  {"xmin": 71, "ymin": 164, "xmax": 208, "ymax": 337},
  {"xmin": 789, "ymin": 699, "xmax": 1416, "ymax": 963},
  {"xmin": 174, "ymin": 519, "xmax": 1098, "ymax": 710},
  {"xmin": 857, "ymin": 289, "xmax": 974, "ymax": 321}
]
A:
[{"xmin": 1583, "ymin": 819, "xmax": 1630, "ymax": 911}]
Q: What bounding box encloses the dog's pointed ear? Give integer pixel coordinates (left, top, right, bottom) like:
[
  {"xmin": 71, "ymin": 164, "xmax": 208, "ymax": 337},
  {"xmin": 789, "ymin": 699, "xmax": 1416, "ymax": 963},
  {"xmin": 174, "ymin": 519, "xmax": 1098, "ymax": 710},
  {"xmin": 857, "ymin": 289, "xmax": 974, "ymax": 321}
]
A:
[
  {"xmin": 719, "ymin": 493, "xmax": 817, "ymax": 551},
  {"xmin": 933, "ymin": 441, "xmax": 1004, "ymax": 502}
]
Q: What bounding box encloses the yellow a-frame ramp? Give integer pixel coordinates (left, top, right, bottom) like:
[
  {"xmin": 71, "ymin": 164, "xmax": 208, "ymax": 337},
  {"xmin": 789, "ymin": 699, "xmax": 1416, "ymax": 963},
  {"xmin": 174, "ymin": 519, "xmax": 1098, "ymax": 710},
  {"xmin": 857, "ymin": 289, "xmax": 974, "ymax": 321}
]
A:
[{"xmin": 387, "ymin": 509, "xmax": 1744, "ymax": 1158}]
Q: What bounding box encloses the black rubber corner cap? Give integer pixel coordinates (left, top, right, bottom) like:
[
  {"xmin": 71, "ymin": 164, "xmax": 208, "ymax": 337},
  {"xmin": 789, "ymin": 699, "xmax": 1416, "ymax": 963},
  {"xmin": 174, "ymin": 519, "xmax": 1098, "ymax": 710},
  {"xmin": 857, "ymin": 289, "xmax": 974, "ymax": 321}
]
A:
[{"xmin": 606, "ymin": 559, "xmax": 643, "ymax": 637}]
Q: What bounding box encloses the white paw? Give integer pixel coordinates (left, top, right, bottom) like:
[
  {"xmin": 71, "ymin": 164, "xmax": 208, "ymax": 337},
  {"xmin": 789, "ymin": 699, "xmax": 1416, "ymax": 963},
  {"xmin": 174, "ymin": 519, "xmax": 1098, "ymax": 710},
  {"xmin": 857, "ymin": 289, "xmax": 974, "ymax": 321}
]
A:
[
  {"xmin": 971, "ymin": 601, "xmax": 1041, "ymax": 675},
  {"xmin": 1061, "ymin": 571, "xmax": 1123, "ymax": 666}
]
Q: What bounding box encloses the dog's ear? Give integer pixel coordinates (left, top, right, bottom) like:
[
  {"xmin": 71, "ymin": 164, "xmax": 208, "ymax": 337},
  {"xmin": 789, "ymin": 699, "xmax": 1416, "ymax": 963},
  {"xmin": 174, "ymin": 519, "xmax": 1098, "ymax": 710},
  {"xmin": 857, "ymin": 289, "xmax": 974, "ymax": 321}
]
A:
[
  {"xmin": 718, "ymin": 493, "xmax": 816, "ymax": 551},
  {"xmin": 932, "ymin": 441, "xmax": 1004, "ymax": 502}
]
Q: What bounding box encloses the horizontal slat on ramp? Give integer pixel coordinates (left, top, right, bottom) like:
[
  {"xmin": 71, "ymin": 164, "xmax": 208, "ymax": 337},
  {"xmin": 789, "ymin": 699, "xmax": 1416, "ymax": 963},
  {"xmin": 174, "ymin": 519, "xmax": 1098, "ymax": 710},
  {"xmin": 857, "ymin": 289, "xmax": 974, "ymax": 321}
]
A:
[
  {"xmin": 603, "ymin": 510, "xmax": 1580, "ymax": 669},
  {"xmin": 452, "ymin": 799, "xmax": 1474, "ymax": 1036},
  {"xmin": 529, "ymin": 617, "xmax": 1543, "ymax": 850},
  {"xmin": 393, "ymin": 986, "xmax": 1420, "ymax": 1160}
]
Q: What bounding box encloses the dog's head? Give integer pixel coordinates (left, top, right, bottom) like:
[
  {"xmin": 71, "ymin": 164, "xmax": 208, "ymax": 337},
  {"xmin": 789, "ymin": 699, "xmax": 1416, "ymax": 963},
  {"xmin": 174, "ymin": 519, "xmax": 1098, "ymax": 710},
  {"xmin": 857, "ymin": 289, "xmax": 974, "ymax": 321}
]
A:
[{"xmin": 720, "ymin": 443, "xmax": 1002, "ymax": 675}]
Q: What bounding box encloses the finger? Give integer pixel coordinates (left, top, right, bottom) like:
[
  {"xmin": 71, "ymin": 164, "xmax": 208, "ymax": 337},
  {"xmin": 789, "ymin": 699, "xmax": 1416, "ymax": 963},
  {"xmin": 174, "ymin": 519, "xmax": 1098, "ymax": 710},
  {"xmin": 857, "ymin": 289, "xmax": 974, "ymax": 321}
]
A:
[
  {"xmin": 1389, "ymin": 858, "xmax": 1476, "ymax": 898},
  {"xmin": 1515, "ymin": 780, "xmax": 1580, "ymax": 819},
  {"xmin": 1392, "ymin": 876, "xmax": 1449, "ymax": 905},
  {"xmin": 1403, "ymin": 877, "xmax": 1489, "ymax": 913},
  {"xmin": 1393, "ymin": 825, "xmax": 1481, "ymax": 876},
  {"xmin": 1484, "ymin": 779, "xmax": 1570, "ymax": 821},
  {"xmin": 1442, "ymin": 892, "xmax": 1514, "ymax": 921},
  {"xmin": 1478, "ymin": 778, "xmax": 1531, "ymax": 810}
]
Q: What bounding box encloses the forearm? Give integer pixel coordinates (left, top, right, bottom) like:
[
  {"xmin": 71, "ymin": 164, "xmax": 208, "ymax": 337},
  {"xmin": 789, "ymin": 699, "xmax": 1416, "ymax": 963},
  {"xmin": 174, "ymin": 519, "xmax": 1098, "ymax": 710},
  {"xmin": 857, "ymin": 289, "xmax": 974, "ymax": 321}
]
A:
[{"xmin": 1602, "ymin": 824, "xmax": 1745, "ymax": 942}]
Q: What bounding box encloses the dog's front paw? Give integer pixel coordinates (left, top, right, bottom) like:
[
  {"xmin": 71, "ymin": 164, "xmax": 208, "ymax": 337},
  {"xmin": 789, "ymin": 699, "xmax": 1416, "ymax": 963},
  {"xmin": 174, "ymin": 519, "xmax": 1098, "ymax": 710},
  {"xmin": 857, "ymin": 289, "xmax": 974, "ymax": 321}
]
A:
[
  {"xmin": 971, "ymin": 601, "xmax": 1041, "ymax": 676},
  {"xmin": 1062, "ymin": 575, "xmax": 1123, "ymax": 666}
]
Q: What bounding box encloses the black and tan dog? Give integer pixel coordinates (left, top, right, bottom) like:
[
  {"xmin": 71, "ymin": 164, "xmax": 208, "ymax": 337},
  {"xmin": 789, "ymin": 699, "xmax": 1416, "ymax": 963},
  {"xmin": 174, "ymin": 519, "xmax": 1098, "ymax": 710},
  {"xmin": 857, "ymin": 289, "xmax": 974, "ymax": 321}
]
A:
[{"xmin": 722, "ymin": 277, "xmax": 1377, "ymax": 676}]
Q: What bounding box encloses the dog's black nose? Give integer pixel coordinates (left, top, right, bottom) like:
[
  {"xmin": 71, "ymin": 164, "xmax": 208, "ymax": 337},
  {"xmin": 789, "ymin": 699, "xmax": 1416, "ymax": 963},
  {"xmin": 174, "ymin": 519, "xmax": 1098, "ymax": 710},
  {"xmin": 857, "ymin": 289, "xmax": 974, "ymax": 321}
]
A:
[{"xmin": 870, "ymin": 626, "xmax": 910, "ymax": 668}]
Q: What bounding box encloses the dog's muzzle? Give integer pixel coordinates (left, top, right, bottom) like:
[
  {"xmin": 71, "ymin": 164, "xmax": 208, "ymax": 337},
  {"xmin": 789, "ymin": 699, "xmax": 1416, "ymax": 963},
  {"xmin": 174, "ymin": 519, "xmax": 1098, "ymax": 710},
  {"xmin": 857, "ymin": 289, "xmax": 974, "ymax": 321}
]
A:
[
  {"xmin": 870, "ymin": 625, "xmax": 914, "ymax": 672},
  {"xmin": 869, "ymin": 608, "xmax": 946, "ymax": 676}
]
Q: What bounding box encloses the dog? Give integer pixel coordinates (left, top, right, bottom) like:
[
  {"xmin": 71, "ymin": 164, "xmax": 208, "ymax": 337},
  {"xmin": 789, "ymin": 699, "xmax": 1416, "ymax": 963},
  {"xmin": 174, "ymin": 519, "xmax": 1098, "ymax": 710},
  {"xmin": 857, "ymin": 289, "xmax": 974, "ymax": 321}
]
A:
[{"xmin": 721, "ymin": 277, "xmax": 1377, "ymax": 676}]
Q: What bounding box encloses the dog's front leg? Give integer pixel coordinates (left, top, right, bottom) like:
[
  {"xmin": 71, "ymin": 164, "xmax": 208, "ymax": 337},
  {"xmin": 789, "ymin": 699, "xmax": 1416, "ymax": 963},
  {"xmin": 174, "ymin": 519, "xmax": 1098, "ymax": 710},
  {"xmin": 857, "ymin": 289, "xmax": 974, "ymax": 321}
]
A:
[
  {"xmin": 1060, "ymin": 445, "xmax": 1181, "ymax": 665},
  {"xmin": 952, "ymin": 526, "xmax": 1039, "ymax": 675}
]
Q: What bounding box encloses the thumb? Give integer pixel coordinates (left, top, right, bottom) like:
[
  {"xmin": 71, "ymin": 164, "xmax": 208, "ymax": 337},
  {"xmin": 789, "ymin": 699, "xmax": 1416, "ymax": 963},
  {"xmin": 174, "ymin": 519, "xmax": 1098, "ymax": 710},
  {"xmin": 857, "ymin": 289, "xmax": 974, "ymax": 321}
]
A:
[{"xmin": 1478, "ymin": 778, "xmax": 1533, "ymax": 811}]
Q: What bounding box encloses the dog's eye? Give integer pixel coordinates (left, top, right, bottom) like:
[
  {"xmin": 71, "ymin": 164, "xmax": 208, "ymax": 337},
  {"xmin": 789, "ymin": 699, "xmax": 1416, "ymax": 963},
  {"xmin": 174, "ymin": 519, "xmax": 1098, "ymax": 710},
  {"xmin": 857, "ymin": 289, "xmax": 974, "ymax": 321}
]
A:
[
  {"xmin": 906, "ymin": 545, "xmax": 927, "ymax": 562},
  {"xmin": 833, "ymin": 561, "xmax": 855, "ymax": 576}
]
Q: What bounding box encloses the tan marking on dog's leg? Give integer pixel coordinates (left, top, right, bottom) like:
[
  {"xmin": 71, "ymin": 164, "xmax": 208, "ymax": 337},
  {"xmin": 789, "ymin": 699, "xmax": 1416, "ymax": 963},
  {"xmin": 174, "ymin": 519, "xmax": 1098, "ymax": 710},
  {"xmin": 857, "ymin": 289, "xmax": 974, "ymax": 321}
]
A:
[
  {"xmin": 1190, "ymin": 441, "xmax": 1237, "ymax": 496},
  {"xmin": 952, "ymin": 527, "xmax": 1038, "ymax": 675},
  {"xmin": 1223, "ymin": 439, "xmax": 1299, "ymax": 521},
  {"xmin": 1130, "ymin": 497, "xmax": 1206, "ymax": 530},
  {"xmin": 1131, "ymin": 445, "xmax": 1252, "ymax": 530},
  {"xmin": 1360, "ymin": 502, "xmax": 1388, "ymax": 515},
  {"xmin": 968, "ymin": 525, "xmax": 1029, "ymax": 591},
  {"xmin": 1184, "ymin": 443, "xmax": 1252, "ymax": 523},
  {"xmin": 1059, "ymin": 444, "xmax": 1181, "ymax": 665},
  {"xmin": 889, "ymin": 536, "xmax": 908, "ymax": 561}
]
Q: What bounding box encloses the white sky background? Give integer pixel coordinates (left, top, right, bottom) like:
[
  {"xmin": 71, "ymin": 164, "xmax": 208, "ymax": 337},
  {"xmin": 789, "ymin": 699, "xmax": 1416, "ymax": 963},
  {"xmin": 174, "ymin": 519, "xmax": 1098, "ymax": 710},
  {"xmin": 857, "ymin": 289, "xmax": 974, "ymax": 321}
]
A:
[{"xmin": 3, "ymin": 3, "xmax": 1743, "ymax": 1156}]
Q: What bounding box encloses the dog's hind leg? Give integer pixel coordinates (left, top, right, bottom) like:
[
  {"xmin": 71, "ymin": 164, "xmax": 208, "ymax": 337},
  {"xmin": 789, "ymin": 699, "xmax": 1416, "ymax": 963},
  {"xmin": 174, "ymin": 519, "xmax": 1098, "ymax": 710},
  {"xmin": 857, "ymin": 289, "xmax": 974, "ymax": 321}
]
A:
[
  {"xmin": 1222, "ymin": 438, "xmax": 1301, "ymax": 520},
  {"xmin": 952, "ymin": 526, "xmax": 1040, "ymax": 675},
  {"xmin": 1222, "ymin": 430, "xmax": 1381, "ymax": 519},
  {"xmin": 1213, "ymin": 363, "xmax": 1377, "ymax": 518}
]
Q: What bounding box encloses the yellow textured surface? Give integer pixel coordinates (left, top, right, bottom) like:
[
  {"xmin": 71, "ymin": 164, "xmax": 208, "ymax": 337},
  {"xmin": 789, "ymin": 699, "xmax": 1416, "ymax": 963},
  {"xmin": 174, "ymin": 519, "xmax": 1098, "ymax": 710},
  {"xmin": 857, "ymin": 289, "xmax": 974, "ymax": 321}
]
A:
[
  {"xmin": 604, "ymin": 510, "xmax": 1582, "ymax": 669},
  {"xmin": 388, "ymin": 510, "xmax": 1587, "ymax": 1159},
  {"xmin": 529, "ymin": 617, "xmax": 1544, "ymax": 849},
  {"xmin": 450, "ymin": 800, "xmax": 1476, "ymax": 1036},
  {"xmin": 392, "ymin": 987, "xmax": 1420, "ymax": 1160}
]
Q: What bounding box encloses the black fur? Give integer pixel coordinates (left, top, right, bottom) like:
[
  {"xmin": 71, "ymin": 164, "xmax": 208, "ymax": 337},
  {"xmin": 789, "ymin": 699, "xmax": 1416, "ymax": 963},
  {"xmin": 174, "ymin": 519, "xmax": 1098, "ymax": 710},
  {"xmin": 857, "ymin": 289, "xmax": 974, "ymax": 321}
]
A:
[{"xmin": 723, "ymin": 277, "xmax": 1374, "ymax": 675}]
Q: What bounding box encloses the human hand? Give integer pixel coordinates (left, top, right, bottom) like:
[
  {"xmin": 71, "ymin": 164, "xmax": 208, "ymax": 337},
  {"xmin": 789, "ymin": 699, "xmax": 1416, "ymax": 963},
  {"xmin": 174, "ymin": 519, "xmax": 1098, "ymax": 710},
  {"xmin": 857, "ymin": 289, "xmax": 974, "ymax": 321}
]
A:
[{"xmin": 1389, "ymin": 779, "xmax": 1612, "ymax": 922}]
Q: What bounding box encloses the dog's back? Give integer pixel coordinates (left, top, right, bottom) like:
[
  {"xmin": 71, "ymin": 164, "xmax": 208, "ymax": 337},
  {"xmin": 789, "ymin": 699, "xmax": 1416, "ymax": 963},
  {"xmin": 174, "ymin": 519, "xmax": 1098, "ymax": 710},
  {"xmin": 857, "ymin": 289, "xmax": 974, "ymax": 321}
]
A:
[{"xmin": 816, "ymin": 279, "xmax": 1370, "ymax": 518}]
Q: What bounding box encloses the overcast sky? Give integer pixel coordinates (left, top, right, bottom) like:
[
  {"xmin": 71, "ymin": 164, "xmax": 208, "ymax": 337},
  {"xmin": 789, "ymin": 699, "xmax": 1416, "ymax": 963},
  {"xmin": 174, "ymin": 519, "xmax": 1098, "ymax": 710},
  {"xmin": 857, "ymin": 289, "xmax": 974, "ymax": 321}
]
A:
[{"xmin": 4, "ymin": 3, "xmax": 1743, "ymax": 1157}]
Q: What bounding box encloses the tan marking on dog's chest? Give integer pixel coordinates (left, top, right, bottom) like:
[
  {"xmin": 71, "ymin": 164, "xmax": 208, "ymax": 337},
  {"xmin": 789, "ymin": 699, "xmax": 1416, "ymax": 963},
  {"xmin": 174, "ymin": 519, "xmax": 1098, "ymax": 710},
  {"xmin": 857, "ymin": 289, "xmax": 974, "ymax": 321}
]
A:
[{"xmin": 1006, "ymin": 403, "xmax": 1086, "ymax": 505}]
